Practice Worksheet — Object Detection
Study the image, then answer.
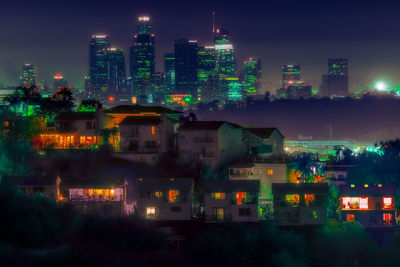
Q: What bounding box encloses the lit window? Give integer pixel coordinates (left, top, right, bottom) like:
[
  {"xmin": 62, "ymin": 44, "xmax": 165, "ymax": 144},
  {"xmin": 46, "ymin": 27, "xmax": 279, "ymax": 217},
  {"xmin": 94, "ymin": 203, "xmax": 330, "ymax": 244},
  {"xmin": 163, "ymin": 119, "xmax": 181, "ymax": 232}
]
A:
[
  {"xmin": 286, "ymin": 194, "xmax": 300, "ymax": 205},
  {"xmin": 146, "ymin": 207, "xmax": 156, "ymax": 219},
  {"xmin": 87, "ymin": 136, "xmax": 92, "ymax": 143},
  {"xmin": 304, "ymin": 194, "xmax": 315, "ymax": 206},
  {"xmin": 236, "ymin": 192, "xmax": 247, "ymax": 205},
  {"xmin": 347, "ymin": 214, "xmax": 355, "ymax": 222},
  {"xmin": 383, "ymin": 213, "xmax": 393, "ymax": 224},
  {"xmin": 212, "ymin": 192, "xmax": 225, "ymax": 200},
  {"xmin": 3, "ymin": 121, "xmax": 9, "ymax": 127},
  {"xmin": 93, "ymin": 136, "xmax": 97, "ymax": 144},
  {"xmin": 342, "ymin": 197, "xmax": 369, "ymax": 209},
  {"xmin": 80, "ymin": 136, "xmax": 86, "ymax": 144},
  {"xmin": 267, "ymin": 169, "xmax": 273, "ymax": 175},
  {"xmin": 213, "ymin": 208, "xmax": 224, "ymax": 221},
  {"xmin": 168, "ymin": 190, "xmax": 180, "ymax": 203},
  {"xmin": 155, "ymin": 191, "xmax": 163, "ymax": 199},
  {"xmin": 360, "ymin": 197, "xmax": 368, "ymax": 209},
  {"xmin": 151, "ymin": 126, "xmax": 155, "ymax": 135},
  {"xmin": 364, "ymin": 184, "xmax": 368, "ymax": 188},
  {"xmin": 383, "ymin": 197, "xmax": 393, "ymax": 209}
]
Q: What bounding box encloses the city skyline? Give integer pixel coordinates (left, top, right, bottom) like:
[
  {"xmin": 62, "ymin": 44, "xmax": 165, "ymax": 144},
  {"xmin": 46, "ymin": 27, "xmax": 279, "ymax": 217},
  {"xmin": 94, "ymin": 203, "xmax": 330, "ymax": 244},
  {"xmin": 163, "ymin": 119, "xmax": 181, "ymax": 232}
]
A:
[{"xmin": 2, "ymin": 1, "xmax": 400, "ymax": 91}]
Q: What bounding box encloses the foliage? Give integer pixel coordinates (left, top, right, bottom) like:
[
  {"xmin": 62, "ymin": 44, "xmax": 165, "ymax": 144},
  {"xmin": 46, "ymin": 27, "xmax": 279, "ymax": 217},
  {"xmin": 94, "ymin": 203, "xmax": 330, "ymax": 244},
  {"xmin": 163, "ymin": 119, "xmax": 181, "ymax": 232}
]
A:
[{"xmin": 77, "ymin": 99, "xmax": 102, "ymax": 112}]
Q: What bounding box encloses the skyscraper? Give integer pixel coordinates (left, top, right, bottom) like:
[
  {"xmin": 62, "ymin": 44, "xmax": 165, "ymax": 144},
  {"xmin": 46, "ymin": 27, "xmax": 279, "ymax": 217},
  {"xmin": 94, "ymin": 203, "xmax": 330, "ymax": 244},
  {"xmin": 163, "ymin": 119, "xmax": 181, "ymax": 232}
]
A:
[
  {"xmin": 282, "ymin": 64, "xmax": 301, "ymax": 88},
  {"xmin": 108, "ymin": 48, "xmax": 126, "ymax": 94},
  {"xmin": 197, "ymin": 46, "xmax": 216, "ymax": 100},
  {"xmin": 325, "ymin": 58, "xmax": 349, "ymax": 96},
  {"xmin": 129, "ymin": 16, "xmax": 155, "ymax": 98},
  {"xmin": 174, "ymin": 38, "xmax": 198, "ymax": 97},
  {"xmin": 243, "ymin": 57, "xmax": 261, "ymax": 96},
  {"xmin": 89, "ymin": 35, "xmax": 111, "ymax": 98},
  {"xmin": 20, "ymin": 64, "xmax": 36, "ymax": 88},
  {"xmin": 214, "ymin": 27, "xmax": 238, "ymax": 102},
  {"xmin": 164, "ymin": 53, "xmax": 175, "ymax": 93},
  {"xmin": 53, "ymin": 73, "xmax": 68, "ymax": 89}
]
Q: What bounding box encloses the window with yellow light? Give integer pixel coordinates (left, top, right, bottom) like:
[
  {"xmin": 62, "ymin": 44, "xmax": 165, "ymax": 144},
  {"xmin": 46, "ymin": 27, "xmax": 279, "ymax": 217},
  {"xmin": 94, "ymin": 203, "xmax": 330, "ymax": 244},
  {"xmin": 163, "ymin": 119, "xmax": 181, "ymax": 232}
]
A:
[{"xmin": 212, "ymin": 192, "xmax": 225, "ymax": 200}]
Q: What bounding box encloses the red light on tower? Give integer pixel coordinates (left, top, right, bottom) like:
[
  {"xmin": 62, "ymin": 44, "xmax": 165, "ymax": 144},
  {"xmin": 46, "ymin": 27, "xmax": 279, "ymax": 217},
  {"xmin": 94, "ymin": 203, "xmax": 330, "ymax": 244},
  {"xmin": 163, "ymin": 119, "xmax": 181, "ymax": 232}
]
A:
[{"xmin": 54, "ymin": 73, "xmax": 63, "ymax": 79}]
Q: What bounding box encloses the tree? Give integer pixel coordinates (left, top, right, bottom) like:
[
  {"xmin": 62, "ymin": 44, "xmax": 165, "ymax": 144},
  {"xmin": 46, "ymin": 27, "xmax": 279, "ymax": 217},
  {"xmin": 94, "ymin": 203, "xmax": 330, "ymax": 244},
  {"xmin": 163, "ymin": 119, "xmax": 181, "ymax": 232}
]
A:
[
  {"xmin": 77, "ymin": 99, "xmax": 102, "ymax": 112},
  {"xmin": 5, "ymin": 86, "xmax": 42, "ymax": 116}
]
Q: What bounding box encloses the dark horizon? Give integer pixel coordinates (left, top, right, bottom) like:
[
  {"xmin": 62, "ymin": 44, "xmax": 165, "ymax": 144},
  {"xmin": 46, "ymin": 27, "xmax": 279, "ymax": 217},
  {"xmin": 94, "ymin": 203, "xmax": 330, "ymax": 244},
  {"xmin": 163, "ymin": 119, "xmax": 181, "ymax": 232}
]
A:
[{"xmin": 2, "ymin": 0, "xmax": 400, "ymax": 92}]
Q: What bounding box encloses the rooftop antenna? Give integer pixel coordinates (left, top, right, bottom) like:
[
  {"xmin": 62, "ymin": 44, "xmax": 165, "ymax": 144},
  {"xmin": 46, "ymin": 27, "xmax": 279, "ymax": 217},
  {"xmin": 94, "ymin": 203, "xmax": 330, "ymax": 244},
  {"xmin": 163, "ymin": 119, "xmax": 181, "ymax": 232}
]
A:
[{"xmin": 212, "ymin": 10, "xmax": 215, "ymax": 40}]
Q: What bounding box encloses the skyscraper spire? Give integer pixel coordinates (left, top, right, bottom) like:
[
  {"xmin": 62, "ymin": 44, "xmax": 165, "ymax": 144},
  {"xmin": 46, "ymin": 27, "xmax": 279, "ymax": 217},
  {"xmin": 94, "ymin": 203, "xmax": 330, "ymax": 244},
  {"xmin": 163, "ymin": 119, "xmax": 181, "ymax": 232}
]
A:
[{"xmin": 212, "ymin": 11, "xmax": 215, "ymax": 40}]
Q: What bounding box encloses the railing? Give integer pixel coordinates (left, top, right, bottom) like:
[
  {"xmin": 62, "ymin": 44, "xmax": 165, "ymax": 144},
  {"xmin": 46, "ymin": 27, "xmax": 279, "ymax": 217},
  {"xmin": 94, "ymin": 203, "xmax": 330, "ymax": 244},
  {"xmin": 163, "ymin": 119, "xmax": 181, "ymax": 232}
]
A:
[
  {"xmin": 70, "ymin": 195, "xmax": 123, "ymax": 202},
  {"xmin": 194, "ymin": 137, "xmax": 214, "ymax": 143}
]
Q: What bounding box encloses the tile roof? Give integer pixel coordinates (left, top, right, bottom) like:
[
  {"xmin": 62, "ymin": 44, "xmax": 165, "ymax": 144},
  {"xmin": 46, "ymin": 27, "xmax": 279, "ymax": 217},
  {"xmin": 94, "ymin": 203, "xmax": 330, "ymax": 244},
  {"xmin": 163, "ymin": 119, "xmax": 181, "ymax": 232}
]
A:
[
  {"xmin": 179, "ymin": 121, "xmax": 228, "ymax": 131},
  {"xmin": 104, "ymin": 105, "xmax": 181, "ymax": 115}
]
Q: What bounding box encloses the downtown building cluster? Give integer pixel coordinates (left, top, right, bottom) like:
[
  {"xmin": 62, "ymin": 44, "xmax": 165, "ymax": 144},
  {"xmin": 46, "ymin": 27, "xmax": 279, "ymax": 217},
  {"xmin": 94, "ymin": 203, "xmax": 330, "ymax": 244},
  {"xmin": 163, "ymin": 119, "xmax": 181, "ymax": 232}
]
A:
[{"xmin": 86, "ymin": 16, "xmax": 263, "ymax": 106}]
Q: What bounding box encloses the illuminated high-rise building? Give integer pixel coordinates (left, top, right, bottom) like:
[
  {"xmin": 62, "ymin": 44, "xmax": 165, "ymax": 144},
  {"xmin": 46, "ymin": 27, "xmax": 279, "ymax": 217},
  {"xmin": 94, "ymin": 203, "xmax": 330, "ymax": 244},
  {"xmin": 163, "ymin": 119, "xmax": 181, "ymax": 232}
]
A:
[
  {"xmin": 324, "ymin": 58, "xmax": 349, "ymax": 96},
  {"xmin": 20, "ymin": 64, "xmax": 36, "ymax": 87},
  {"xmin": 53, "ymin": 73, "xmax": 68, "ymax": 89},
  {"xmin": 174, "ymin": 38, "xmax": 198, "ymax": 97},
  {"xmin": 197, "ymin": 46, "xmax": 216, "ymax": 100},
  {"xmin": 129, "ymin": 16, "xmax": 155, "ymax": 98},
  {"xmin": 89, "ymin": 35, "xmax": 111, "ymax": 98},
  {"xmin": 282, "ymin": 64, "xmax": 301, "ymax": 88},
  {"xmin": 243, "ymin": 57, "xmax": 261, "ymax": 96},
  {"xmin": 108, "ymin": 48, "xmax": 126, "ymax": 94},
  {"xmin": 214, "ymin": 27, "xmax": 238, "ymax": 102},
  {"xmin": 164, "ymin": 53, "xmax": 175, "ymax": 92}
]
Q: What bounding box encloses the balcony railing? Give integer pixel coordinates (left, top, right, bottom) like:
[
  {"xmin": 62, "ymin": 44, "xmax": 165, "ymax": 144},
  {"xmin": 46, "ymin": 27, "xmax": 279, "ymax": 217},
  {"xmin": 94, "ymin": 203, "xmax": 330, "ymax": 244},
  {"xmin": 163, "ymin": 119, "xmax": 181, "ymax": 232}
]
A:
[
  {"xmin": 194, "ymin": 137, "xmax": 214, "ymax": 143},
  {"xmin": 69, "ymin": 195, "xmax": 123, "ymax": 202}
]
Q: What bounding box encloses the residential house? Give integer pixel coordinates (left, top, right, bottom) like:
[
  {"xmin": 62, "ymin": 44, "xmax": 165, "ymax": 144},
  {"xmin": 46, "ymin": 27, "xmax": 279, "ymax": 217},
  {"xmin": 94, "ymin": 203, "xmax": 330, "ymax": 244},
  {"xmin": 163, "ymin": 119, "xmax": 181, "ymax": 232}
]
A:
[
  {"xmin": 203, "ymin": 180, "xmax": 260, "ymax": 223},
  {"xmin": 177, "ymin": 121, "xmax": 245, "ymax": 169},
  {"xmin": 61, "ymin": 174, "xmax": 127, "ymax": 216},
  {"xmin": 40, "ymin": 110, "xmax": 104, "ymax": 148},
  {"xmin": 115, "ymin": 114, "xmax": 178, "ymax": 165},
  {"xmin": 136, "ymin": 177, "xmax": 194, "ymax": 221},
  {"xmin": 272, "ymin": 183, "xmax": 328, "ymax": 226},
  {"xmin": 2, "ymin": 173, "xmax": 61, "ymax": 200},
  {"xmin": 229, "ymin": 162, "xmax": 287, "ymax": 219},
  {"xmin": 243, "ymin": 128, "xmax": 285, "ymax": 158},
  {"xmin": 340, "ymin": 184, "xmax": 396, "ymax": 227}
]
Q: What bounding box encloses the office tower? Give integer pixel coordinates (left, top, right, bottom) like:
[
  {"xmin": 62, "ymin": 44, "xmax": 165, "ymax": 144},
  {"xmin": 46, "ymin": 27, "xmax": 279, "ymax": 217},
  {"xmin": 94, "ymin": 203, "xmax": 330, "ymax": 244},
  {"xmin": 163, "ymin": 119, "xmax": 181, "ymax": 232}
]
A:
[
  {"xmin": 243, "ymin": 57, "xmax": 261, "ymax": 96},
  {"xmin": 164, "ymin": 53, "xmax": 175, "ymax": 92},
  {"xmin": 197, "ymin": 46, "xmax": 216, "ymax": 100},
  {"xmin": 174, "ymin": 38, "xmax": 198, "ymax": 97},
  {"xmin": 282, "ymin": 64, "xmax": 301, "ymax": 88},
  {"xmin": 89, "ymin": 35, "xmax": 111, "ymax": 98},
  {"xmin": 226, "ymin": 77, "xmax": 242, "ymax": 101},
  {"xmin": 129, "ymin": 16, "xmax": 155, "ymax": 98},
  {"xmin": 84, "ymin": 76, "xmax": 91, "ymax": 94},
  {"xmin": 325, "ymin": 58, "xmax": 349, "ymax": 96},
  {"xmin": 20, "ymin": 64, "xmax": 36, "ymax": 87},
  {"xmin": 214, "ymin": 27, "xmax": 238, "ymax": 102},
  {"xmin": 53, "ymin": 73, "xmax": 68, "ymax": 89},
  {"xmin": 37, "ymin": 80, "xmax": 48, "ymax": 92},
  {"xmin": 108, "ymin": 48, "xmax": 126, "ymax": 94}
]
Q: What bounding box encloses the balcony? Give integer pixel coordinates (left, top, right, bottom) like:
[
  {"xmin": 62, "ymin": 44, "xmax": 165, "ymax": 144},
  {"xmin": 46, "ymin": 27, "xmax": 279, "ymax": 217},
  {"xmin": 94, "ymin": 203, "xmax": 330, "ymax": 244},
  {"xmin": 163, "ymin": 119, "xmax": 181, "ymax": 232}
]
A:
[{"xmin": 194, "ymin": 137, "xmax": 214, "ymax": 143}]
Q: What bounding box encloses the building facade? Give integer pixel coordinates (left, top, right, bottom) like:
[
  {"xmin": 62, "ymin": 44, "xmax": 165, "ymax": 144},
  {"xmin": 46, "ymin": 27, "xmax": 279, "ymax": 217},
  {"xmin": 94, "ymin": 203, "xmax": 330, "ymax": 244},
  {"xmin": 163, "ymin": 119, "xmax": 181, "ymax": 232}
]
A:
[{"xmin": 89, "ymin": 35, "xmax": 111, "ymax": 98}]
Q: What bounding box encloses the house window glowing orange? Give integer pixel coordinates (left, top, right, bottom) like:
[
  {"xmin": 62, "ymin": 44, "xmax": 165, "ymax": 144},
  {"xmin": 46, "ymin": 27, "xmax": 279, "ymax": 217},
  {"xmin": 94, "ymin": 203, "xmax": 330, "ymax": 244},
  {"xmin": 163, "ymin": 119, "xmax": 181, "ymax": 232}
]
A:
[
  {"xmin": 151, "ymin": 126, "xmax": 155, "ymax": 135},
  {"xmin": 3, "ymin": 121, "xmax": 9, "ymax": 127},
  {"xmin": 342, "ymin": 197, "xmax": 368, "ymax": 210},
  {"xmin": 383, "ymin": 197, "xmax": 393, "ymax": 209},
  {"xmin": 236, "ymin": 192, "xmax": 247, "ymax": 205},
  {"xmin": 267, "ymin": 169, "xmax": 273, "ymax": 175},
  {"xmin": 347, "ymin": 214, "xmax": 355, "ymax": 222},
  {"xmin": 212, "ymin": 192, "xmax": 225, "ymax": 200},
  {"xmin": 304, "ymin": 194, "xmax": 315, "ymax": 206},
  {"xmin": 286, "ymin": 194, "xmax": 300, "ymax": 205},
  {"xmin": 383, "ymin": 213, "xmax": 392, "ymax": 224},
  {"xmin": 168, "ymin": 190, "xmax": 179, "ymax": 203}
]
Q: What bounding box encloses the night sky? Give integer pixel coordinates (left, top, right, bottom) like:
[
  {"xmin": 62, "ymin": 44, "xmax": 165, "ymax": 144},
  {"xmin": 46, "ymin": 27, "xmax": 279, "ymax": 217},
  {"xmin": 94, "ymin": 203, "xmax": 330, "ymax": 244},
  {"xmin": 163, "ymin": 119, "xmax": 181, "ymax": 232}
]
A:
[{"xmin": 1, "ymin": 0, "xmax": 400, "ymax": 92}]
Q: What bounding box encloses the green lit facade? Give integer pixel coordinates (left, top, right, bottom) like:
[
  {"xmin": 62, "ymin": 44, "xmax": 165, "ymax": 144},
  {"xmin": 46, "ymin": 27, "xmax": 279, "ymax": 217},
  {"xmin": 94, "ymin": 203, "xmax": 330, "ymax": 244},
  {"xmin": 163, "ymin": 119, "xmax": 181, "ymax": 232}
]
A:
[
  {"xmin": 226, "ymin": 77, "xmax": 242, "ymax": 102},
  {"xmin": 89, "ymin": 35, "xmax": 111, "ymax": 98},
  {"xmin": 20, "ymin": 64, "xmax": 36, "ymax": 88},
  {"xmin": 129, "ymin": 16, "xmax": 155, "ymax": 99},
  {"xmin": 282, "ymin": 64, "xmax": 301, "ymax": 88},
  {"xmin": 107, "ymin": 48, "xmax": 126, "ymax": 94},
  {"xmin": 214, "ymin": 27, "xmax": 238, "ymax": 102},
  {"xmin": 197, "ymin": 46, "xmax": 216, "ymax": 100},
  {"xmin": 164, "ymin": 53, "xmax": 175, "ymax": 93},
  {"xmin": 243, "ymin": 57, "xmax": 261, "ymax": 96}
]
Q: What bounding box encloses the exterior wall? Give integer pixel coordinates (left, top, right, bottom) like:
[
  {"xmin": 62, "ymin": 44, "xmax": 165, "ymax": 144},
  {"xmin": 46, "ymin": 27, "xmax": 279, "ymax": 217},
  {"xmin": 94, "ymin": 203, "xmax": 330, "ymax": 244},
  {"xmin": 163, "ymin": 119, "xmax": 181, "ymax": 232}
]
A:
[
  {"xmin": 178, "ymin": 129, "xmax": 220, "ymax": 168},
  {"xmin": 178, "ymin": 124, "xmax": 245, "ymax": 168},
  {"xmin": 119, "ymin": 124, "xmax": 160, "ymax": 153},
  {"xmin": 72, "ymin": 201, "xmax": 125, "ymax": 217},
  {"xmin": 136, "ymin": 178, "xmax": 193, "ymax": 221},
  {"xmin": 204, "ymin": 193, "xmax": 232, "ymax": 222},
  {"xmin": 263, "ymin": 131, "xmax": 284, "ymax": 155},
  {"xmin": 231, "ymin": 203, "xmax": 259, "ymax": 222}
]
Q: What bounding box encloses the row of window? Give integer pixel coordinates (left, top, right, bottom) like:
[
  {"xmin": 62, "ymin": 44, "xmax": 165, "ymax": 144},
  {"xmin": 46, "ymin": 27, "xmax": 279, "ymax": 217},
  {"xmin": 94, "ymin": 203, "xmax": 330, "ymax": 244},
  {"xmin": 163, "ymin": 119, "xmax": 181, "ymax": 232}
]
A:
[
  {"xmin": 346, "ymin": 213, "xmax": 393, "ymax": 224},
  {"xmin": 80, "ymin": 136, "xmax": 97, "ymax": 144},
  {"xmin": 229, "ymin": 169, "xmax": 274, "ymax": 176},
  {"xmin": 145, "ymin": 206, "xmax": 183, "ymax": 219},
  {"xmin": 212, "ymin": 207, "xmax": 252, "ymax": 221},
  {"xmin": 139, "ymin": 190, "xmax": 186, "ymax": 203},
  {"xmin": 342, "ymin": 196, "xmax": 393, "ymax": 210},
  {"xmin": 285, "ymin": 194, "xmax": 316, "ymax": 206},
  {"xmin": 211, "ymin": 192, "xmax": 258, "ymax": 205}
]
